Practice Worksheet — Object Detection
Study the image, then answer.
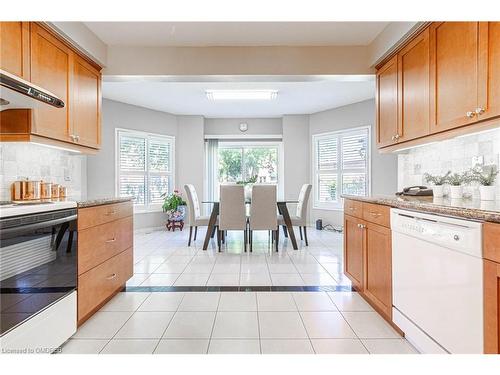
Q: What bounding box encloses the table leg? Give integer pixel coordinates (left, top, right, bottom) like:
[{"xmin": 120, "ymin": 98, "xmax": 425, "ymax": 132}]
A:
[
  {"xmin": 277, "ymin": 202, "xmax": 298, "ymax": 250},
  {"xmin": 203, "ymin": 202, "xmax": 219, "ymax": 250}
]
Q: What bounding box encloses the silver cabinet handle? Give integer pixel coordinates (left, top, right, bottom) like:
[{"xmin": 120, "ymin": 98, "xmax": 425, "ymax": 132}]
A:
[
  {"xmin": 106, "ymin": 273, "xmax": 117, "ymax": 280},
  {"xmin": 349, "ymin": 207, "xmax": 356, "ymax": 211},
  {"xmin": 105, "ymin": 238, "xmax": 116, "ymax": 243},
  {"xmin": 394, "ymin": 134, "xmax": 400, "ymax": 140},
  {"xmin": 105, "ymin": 210, "xmax": 117, "ymax": 216},
  {"xmin": 391, "ymin": 135, "xmax": 395, "ymax": 141},
  {"xmin": 357, "ymin": 223, "xmax": 366, "ymax": 229},
  {"xmin": 369, "ymin": 212, "xmax": 382, "ymax": 217},
  {"xmin": 475, "ymin": 107, "xmax": 485, "ymax": 115},
  {"xmin": 466, "ymin": 111, "xmax": 476, "ymax": 118}
]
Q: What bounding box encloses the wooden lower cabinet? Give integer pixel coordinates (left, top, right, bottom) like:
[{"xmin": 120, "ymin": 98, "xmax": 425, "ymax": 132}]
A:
[
  {"xmin": 344, "ymin": 199, "xmax": 393, "ymax": 322},
  {"xmin": 77, "ymin": 201, "xmax": 134, "ymax": 325},
  {"xmin": 78, "ymin": 248, "xmax": 133, "ymax": 324},
  {"xmin": 364, "ymin": 222, "xmax": 392, "ymax": 319},
  {"xmin": 484, "ymin": 222, "xmax": 500, "ymax": 354},
  {"xmin": 343, "ymin": 214, "xmax": 364, "ymax": 291},
  {"xmin": 484, "ymin": 259, "xmax": 500, "ymax": 354}
]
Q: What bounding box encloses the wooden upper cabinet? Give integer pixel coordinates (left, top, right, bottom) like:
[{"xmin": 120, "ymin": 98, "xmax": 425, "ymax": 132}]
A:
[
  {"xmin": 430, "ymin": 22, "xmax": 480, "ymax": 132},
  {"xmin": 376, "ymin": 55, "xmax": 399, "ymax": 147},
  {"xmin": 478, "ymin": 22, "xmax": 500, "ymax": 122},
  {"xmin": 71, "ymin": 54, "xmax": 101, "ymax": 149},
  {"xmin": 344, "ymin": 214, "xmax": 364, "ymax": 291},
  {"xmin": 364, "ymin": 222, "xmax": 392, "ymax": 319},
  {"xmin": 0, "ymin": 22, "xmax": 30, "ymax": 80},
  {"xmin": 397, "ymin": 28, "xmax": 430, "ymax": 142},
  {"xmin": 30, "ymin": 23, "xmax": 71, "ymax": 142}
]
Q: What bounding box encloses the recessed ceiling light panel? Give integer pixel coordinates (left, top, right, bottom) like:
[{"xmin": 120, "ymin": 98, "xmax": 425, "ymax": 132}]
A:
[{"xmin": 206, "ymin": 89, "xmax": 278, "ymax": 101}]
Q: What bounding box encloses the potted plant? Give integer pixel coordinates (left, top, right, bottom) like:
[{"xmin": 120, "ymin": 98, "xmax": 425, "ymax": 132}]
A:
[
  {"xmin": 446, "ymin": 172, "xmax": 467, "ymax": 199},
  {"xmin": 161, "ymin": 189, "xmax": 187, "ymax": 221},
  {"xmin": 423, "ymin": 171, "xmax": 451, "ymax": 198},
  {"xmin": 469, "ymin": 165, "xmax": 499, "ymax": 201}
]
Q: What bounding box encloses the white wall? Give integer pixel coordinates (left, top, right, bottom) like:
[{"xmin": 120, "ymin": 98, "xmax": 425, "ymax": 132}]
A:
[
  {"xmin": 204, "ymin": 118, "xmax": 282, "ymax": 136},
  {"xmin": 104, "ymin": 45, "xmax": 372, "ymax": 76},
  {"xmin": 309, "ymin": 99, "xmax": 398, "ymax": 226},
  {"xmin": 282, "ymin": 115, "xmax": 310, "ymax": 217},
  {"xmin": 177, "ymin": 115, "xmax": 205, "ymax": 222},
  {"xmin": 87, "ymin": 99, "xmax": 178, "ymax": 229}
]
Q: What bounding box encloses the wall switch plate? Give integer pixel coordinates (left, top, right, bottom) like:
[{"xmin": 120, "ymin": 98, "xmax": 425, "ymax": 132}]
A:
[
  {"xmin": 64, "ymin": 168, "xmax": 71, "ymax": 181},
  {"xmin": 471, "ymin": 156, "xmax": 484, "ymax": 166}
]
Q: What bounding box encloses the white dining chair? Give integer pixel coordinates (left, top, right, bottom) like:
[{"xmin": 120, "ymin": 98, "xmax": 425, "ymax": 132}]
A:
[
  {"xmin": 184, "ymin": 184, "xmax": 214, "ymax": 246},
  {"xmin": 218, "ymin": 184, "xmax": 247, "ymax": 252},
  {"xmin": 249, "ymin": 184, "xmax": 278, "ymax": 252},
  {"xmin": 278, "ymin": 184, "xmax": 312, "ymax": 246}
]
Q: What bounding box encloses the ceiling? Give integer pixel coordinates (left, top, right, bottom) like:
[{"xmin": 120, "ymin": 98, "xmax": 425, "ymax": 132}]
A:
[
  {"xmin": 85, "ymin": 22, "xmax": 388, "ymax": 47},
  {"xmin": 102, "ymin": 77, "xmax": 375, "ymax": 117}
]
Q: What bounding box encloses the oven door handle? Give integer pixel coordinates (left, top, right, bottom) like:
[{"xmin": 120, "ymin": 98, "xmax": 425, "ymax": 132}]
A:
[{"xmin": 0, "ymin": 215, "xmax": 78, "ymax": 237}]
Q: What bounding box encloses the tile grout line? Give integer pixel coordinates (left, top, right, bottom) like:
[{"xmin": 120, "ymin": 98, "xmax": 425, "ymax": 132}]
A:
[
  {"xmin": 325, "ymin": 292, "xmax": 371, "ymax": 354},
  {"xmin": 151, "ymin": 291, "xmax": 187, "ymax": 354},
  {"xmin": 97, "ymin": 291, "xmax": 153, "ymax": 354},
  {"xmin": 206, "ymin": 291, "xmax": 222, "ymax": 354},
  {"xmin": 291, "ymin": 292, "xmax": 316, "ymax": 354}
]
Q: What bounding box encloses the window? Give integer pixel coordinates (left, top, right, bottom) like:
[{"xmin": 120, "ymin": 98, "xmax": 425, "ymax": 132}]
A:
[
  {"xmin": 218, "ymin": 143, "xmax": 280, "ymax": 185},
  {"xmin": 116, "ymin": 129, "xmax": 174, "ymax": 210},
  {"xmin": 312, "ymin": 126, "xmax": 370, "ymax": 210}
]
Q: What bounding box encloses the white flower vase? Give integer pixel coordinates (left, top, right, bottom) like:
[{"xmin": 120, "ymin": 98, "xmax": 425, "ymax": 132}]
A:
[
  {"xmin": 479, "ymin": 185, "xmax": 496, "ymax": 201},
  {"xmin": 449, "ymin": 186, "xmax": 463, "ymax": 199},
  {"xmin": 432, "ymin": 185, "xmax": 444, "ymax": 198},
  {"xmin": 244, "ymin": 184, "xmax": 253, "ymax": 201}
]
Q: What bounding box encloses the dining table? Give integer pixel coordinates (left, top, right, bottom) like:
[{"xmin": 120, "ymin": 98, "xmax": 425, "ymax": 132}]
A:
[{"xmin": 201, "ymin": 200, "xmax": 300, "ymax": 250}]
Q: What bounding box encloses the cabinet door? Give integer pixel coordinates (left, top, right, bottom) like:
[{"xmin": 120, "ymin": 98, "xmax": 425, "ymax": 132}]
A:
[
  {"xmin": 30, "ymin": 23, "xmax": 71, "ymax": 142},
  {"xmin": 343, "ymin": 214, "xmax": 364, "ymax": 290},
  {"xmin": 72, "ymin": 54, "xmax": 101, "ymax": 148},
  {"xmin": 484, "ymin": 259, "xmax": 500, "ymax": 354},
  {"xmin": 364, "ymin": 222, "xmax": 392, "ymax": 318},
  {"xmin": 376, "ymin": 55, "xmax": 399, "ymax": 147},
  {"xmin": 430, "ymin": 22, "xmax": 480, "ymax": 132},
  {"xmin": 398, "ymin": 28, "xmax": 430, "ymax": 142},
  {"xmin": 0, "ymin": 22, "xmax": 30, "ymax": 79},
  {"xmin": 478, "ymin": 22, "xmax": 500, "ymax": 121}
]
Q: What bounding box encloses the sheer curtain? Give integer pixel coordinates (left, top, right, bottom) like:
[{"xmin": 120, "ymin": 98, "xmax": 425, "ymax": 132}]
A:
[{"xmin": 204, "ymin": 139, "xmax": 219, "ymax": 215}]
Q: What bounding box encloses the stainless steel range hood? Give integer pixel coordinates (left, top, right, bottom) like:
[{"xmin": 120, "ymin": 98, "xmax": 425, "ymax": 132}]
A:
[{"xmin": 0, "ymin": 69, "xmax": 65, "ymax": 111}]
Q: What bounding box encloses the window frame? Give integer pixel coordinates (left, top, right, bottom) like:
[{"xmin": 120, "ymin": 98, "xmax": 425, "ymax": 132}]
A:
[
  {"xmin": 215, "ymin": 140, "xmax": 284, "ymax": 199},
  {"xmin": 312, "ymin": 125, "xmax": 371, "ymax": 211},
  {"xmin": 115, "ymin": 128, "xmax": 175, "ymax": 213}
]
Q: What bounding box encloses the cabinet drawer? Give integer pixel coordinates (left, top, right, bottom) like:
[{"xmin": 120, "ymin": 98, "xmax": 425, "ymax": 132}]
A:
[
  {"xmin": 344, "ymin": 199, "xmax": 363, "ymax": 218},
  {"xmin": 484, "ymin": 222, "xmax": 500, "ymax": 263},
  {"xmin": 78, "ymin": 216, "xmax": 133, "ymax": 275},
  {"xmin": 362, "ymin": 203, "xmax": 391, "ymax": 228},
  {"xmin": 78, "ymin": 201, "xmax": 133, "ymax": 230},
  {"xmin": 78, "ymin": 247, "xmax": 133, "ymax": 323}
]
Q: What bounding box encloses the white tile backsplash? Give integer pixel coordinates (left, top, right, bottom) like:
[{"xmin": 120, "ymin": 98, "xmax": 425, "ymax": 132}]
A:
[
  {"xmin": 398, "ymin": 128, "xmax": 500, "ymax": 199},
  {"xmin": 0, "ymin": 143, "xmax": 87, "ymax": 201}
]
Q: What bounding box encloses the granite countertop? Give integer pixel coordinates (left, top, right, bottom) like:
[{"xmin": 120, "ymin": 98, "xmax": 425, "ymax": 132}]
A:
[
  {"xmin": 77, "ymin": 197, "xmax": 133, "ymax": 208},
  {"xmin": 342, "ymin": 194, "xmax": 500, "ymax": 224}
]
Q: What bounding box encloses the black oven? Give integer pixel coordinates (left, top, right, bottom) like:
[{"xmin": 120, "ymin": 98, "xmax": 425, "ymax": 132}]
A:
[{"xmin": 0, "ymin": 208, "xmax": 77, "ymax": 336}]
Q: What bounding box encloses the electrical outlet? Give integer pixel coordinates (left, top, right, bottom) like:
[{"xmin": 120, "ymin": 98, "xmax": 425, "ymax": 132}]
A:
[{"xmin": 471, "ymin": 156, "xmax": 484, "ymax": 166}]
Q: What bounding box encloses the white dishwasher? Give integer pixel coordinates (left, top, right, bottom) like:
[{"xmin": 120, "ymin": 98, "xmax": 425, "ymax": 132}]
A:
[{"xmin": 391, "ymin": 208, "xmax": 483, "ymax": 354}]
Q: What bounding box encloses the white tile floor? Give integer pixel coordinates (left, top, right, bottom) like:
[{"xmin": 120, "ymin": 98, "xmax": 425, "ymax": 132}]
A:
[
  {"xmin": 62, "ymin": 291, "xmax": 417, "ymax": 354},
  {"xmin": 126, "ymin": 227, "xmax": 346, "ymax": 287},
  {"xmin": 61, "ymin": 227, "xmax": 418, "ymax": 354}
]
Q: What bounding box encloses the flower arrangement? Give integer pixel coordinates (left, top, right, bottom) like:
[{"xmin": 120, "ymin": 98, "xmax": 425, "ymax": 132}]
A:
[
  {"xmin": 469, "ymin": 165, "xmax": 499, "ymax": 186},
  {"xmin": 446, "ymin": 172, "xmax": 466, "ymax": 186},
  {"xmin": 161, "ymin": 190, "xmax": 187, "ymax": 220},
  {"xmin": 423, "ymin": 171, "xmax": 451, "ymax": 186},
  {"xmin": 468, "ymin": 165, "xmax": 498, "ymax": 201}
]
